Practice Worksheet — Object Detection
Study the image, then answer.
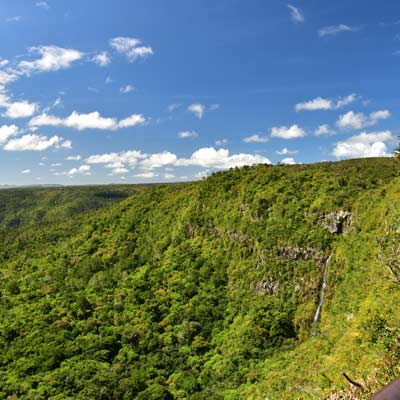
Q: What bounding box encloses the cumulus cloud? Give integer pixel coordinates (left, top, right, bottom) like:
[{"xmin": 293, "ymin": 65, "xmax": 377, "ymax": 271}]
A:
[
  {"xmin": 65, "ymin": 155, "xmax": 81, "ymax": 161},
  {"xmin": 0, "ymin": 124, "xmax": 19, "ymax": 143},
  {"xmin": 295, "ymin": 97, "xmax": 332, "ymax": 111},
  {"xmin": 336, "ymin": 110, "xmax": 390, "ymax": 130},
  {"xmin": 65, "ymin": 165, "xmax": 91, "ymax": 176},
  {"xmin": 167, "ymin": 103, "xmax": 180, "ymax": 113},
  {"xmin": 134, "ymin": 172, "xmax": 158, "ymax": 179},
  {"xmin": 18, "ymin": 45, "xmax": 84, "ymax": 75},
  {"xmin": 120, "ymin": 84, "xmax": 135, "ymax": 93},
  {"xmin": 188, "ymin": 103, "xmax": 205, "ymax": 119},
  {"xmin": 271, "ymin": 124, "xmax": 306, "ymax": 139},
  {"xmin": 336, "ymin": 94, "xmax": 358, "ymax": 108},
  {"xmin": 295, "ymin": 94, "xmax": 357, "ymax": 111},
  {"xmin": 3, "ymin": 100, "xmax": 38, "ymax": 118},
  {"xmin": 29, "ymin": 111, "xmax": 146, "ymax": 131},
  {"xmin": 178, "ymin": 130, "xmax": 198, "ymax": 139},
  {"xmin": 21, "ymin": 169, "xmax": 31, "ymax": 174},
  {"xmin": 109, "ymin": 37, "xmax": 153, "ymax": 62},
  {"xmin": 35, "ymin": 1, "xmax": 49, "ymax": 9},
  {"xmin": 215, "ymin": 138, "xmax": 228, "ymax": 146},
  {"xmin": 86, "ymin": 147, "xmax": 271, "ymax": 172},
  {"xmin": 176, "ymin": 147, "xmax": 271, "ymax": 169},
  {"xmin": 140, "ymin": 151, "xmax": 178, "ymax": 169},
  {"xmin": 92, "ymin": 52, "xmax": 111, "ymax": 67},
  {"xmin": 3, "ymin": 134, "xmax": 71, "ymax": 151},
  {"xmin": 243, "ymin": 134, "xmax": 269, "ymax": 143},
  {"xmin": 6, "ymin": 16, "xmax": 21, "ymax": 23},
  {"xmin": 315, "ymin": 124, "xmax": 336, "ymax": 136},
  {"xmin": 276, "ymin": 147, "xmax": 298, "ymax": 155},
  {"xmin": 287, "ymin": 5, "xmax": 304, "ymax": 23},
  {"xmin": 332, "ymin": 131, "xmax": 393, "ymax": 159},
  {"xmin": 86, "ymin": 150, "xmax": 146, "ymax": 167},
  {"xmin": 280, "ymin": 157, "xmax": 296, "ymax": 165},
  {"xmin": 0, "ymin": 70, "xmax": 18, "ymax": 86},
  {"xmin": 318, "ymin": 24, "xmax": 357, "ymax": 37}
]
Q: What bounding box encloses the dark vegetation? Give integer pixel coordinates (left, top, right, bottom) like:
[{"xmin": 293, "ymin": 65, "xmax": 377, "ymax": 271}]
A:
[{"xmin": 1, "ymin": 158, "xmax": 400, "ymax": 399}]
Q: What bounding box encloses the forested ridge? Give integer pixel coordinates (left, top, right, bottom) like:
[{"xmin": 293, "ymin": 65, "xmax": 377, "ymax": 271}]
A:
[{"xmin": 1, "ymin": 158, "xmax": 400, "ymax": 399}]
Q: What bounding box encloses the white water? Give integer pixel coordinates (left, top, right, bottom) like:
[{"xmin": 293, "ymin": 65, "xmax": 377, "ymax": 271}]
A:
[{"xmin": 312, "ymin": 255, "xmax": 331, "ymax": 335}]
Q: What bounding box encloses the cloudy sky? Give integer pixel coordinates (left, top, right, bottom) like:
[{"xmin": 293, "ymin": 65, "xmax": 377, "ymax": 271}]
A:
[{"xmin": 1, "ymin": 0, "xmax": 400, "ymax": 185}]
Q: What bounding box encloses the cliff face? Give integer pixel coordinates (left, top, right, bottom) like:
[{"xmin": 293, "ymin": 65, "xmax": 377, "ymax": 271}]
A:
[{"xmin": 0, "ymin": 158, "xmax": 400, "ymax": 399}]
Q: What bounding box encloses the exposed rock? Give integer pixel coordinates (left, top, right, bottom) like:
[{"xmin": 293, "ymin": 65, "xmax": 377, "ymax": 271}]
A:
[
  {"xmin": 277, "ymin": 246, "xmax": 324, "ymax": 266},
  {"xmin": 319, "ymin": 210, "xmax": 352, "ymax": 234},
  {"xmin": 251, "ymin": 279, "xmax": 280, "ymax": 295}
]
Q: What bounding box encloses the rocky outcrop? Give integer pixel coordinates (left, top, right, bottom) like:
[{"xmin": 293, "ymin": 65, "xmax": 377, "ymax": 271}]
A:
[
  {"xmin": 251, "ymin": 279, "xmax": 280, "ymax": 295},
  {"xmin": 319, "ymin": 210, "xmax": 352, "ymax": 234},
  {"xmin": 277, "ymin": 246, "xmax": 324, "ymax": 266}
]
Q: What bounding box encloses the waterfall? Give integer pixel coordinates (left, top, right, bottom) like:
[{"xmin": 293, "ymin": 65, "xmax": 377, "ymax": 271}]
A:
[{"xmin": 312, "ymin": 255, "xmax": 331, "ymax": 335}]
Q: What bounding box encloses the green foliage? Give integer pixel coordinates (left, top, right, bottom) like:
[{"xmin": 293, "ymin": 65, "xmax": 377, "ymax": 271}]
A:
[{"xmin": 0, "ymin": 158, "xmax": 400, "ymax": 399}]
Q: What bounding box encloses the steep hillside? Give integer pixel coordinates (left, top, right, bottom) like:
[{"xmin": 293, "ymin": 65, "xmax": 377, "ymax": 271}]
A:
[{"xmin": 1, "ymin": 158, "xmax": 400, "ymax": 399}]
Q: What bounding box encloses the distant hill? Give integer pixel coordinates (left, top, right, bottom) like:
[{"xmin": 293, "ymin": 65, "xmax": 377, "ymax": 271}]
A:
[{"xmin": 0, "ymin": 158, "xmax": 400, "ymax": 399}]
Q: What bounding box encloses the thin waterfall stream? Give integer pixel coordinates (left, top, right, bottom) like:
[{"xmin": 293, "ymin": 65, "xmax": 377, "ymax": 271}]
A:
[{"xmin": 312, "ymin": 255, "xmax": 331, "ymax": 335}]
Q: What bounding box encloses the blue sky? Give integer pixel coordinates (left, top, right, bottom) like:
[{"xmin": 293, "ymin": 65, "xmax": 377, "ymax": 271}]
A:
[{"xmin": 0, "ymin": 0, "xmax": 400, "ymax": 185}]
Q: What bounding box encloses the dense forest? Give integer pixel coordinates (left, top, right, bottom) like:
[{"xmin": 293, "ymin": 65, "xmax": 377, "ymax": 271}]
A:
[{"xmin": 1, "ymin": 158, "xmax": 400, "ymax": 399}]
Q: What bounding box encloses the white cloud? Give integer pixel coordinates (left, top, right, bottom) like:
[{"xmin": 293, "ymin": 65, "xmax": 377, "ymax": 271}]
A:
[
  {"xmin": 280, "ymin": 157, "xmax": 296, "ymax": 165},
  {"xmin": 6, "ymin": 16, "xmax": 21, "ymax": 22},
  {"xmin": 318, "ymin": 24, "xmax": 356, "ymax": 37},
  {"xmin": 3, "ymin": 100, "xmax": 38, "ymax": 118},
  {"xmin": 209, "ymin": 104, "xmax": 220, "ymax": 111},
  {"xmin": 370, "ymin": 110, "xmax": 391, "ymax": 121},
  {"xmin": 35, "ymin": 1, "xmax": 49, "ymax": 9},
  {"xmin": 140, "ymin": 151, "xmax": 177, "ymax": 169},
  {"xmin": 0, "ymin": 70, "xmax": 18, "ymax": 86},
  {"xmin": 118, "ymin": 114, "xmax": 146, "ymax": 128},
  {"xmin": 93, "ymin": 52, "xmax": 111, "ymax": 67},
  {"xmin": 18, "ymin": 46, "xmax": 84, "ymax": 75},
  {"xmin": 332, "ymin": 131, "xmax": 393, "ymax": 158},
  {"xmin": 109, "ymin": 37, "xmax": 153, "ymax": 62},
  {"xmin": 22, "ymin": 169, "xmax": 31, "ymax": 174},
  {"xmin": 108, "ymin": 167, "xmax": 129, "ymax": 175},
  {"xmin": 134, "ymin": 172, "xmax": 158, "ymax": 179},
  {"xmin": 164, "ymin": 173, "xmax": 175, "ymax": 179},
  {"xmin": 243, "ymin": 134, "xmax": 269, "ymax": 143},
  {"xmin": 287, "ymin": 5, "xmax": 304, "ymax": 23},
  {"xmin": 276, "ymin": 147, "xmax": 298, "ymax": 155},
  {"xmin": 215, "ymin": 138, "xmax": 228, "ymax": 146},
  {"xmin": 86, "ymin": 147, "xmax": 271, "ymax": 172},
  {"xmin": 336, "ymin": 110, "xmax": 390, "ymax": 130},
  {"xmin": 86, "ymin": 150, "xmax": 146, "ymax": 167},
  {"xmin": 178, "ymin": 130, "xmax": 198, "ymax": 139},
  {"xmin": 29, "ymin": 111, "xmax": 146, "ymax": 131},
  {"xmin": 120, "ymin": 84, "xmax": 135, "ymax": 93},
  {"xmin": 0, "ymin": 124, "xmax": 19, "ymax": 143},
  {"xmin": 295, "ymin": 97, "xmax": 332, "ymax": 111},
  {"xmin": 336, "ymin": 94, "xmax": 357, "ymax": 108},
  {"xmin": 271, "ymin": 124, "xmax": 306, "ymax": 139},
  {"xmin": 315, "ymin": 124, "xmax": 336, "ymax": 136},
  {"xmin": 53, "ymin": 96, "xmax": 62, "ymax": 108},
  {"xmin": 295, "ymin": 94, "xmax": 357, "ymax": 111},
  {"xmin": 3, "ymin": 134, "xmax": 71, "ymax": 151},
  {"xmin": 65, "ymin": 165, "xmax": 91, "ymax": 176},
  {"xmin": 51, "ymin": 163, "xmax": 62, "ymax": 167},
  {"xmin": 176, "ymin": 147, "xmax": 271, "ymax": 169},
  {"xmin": 194, "ymin": 170, "xmax": 211, "ymax": 179},
  {"xmin": 65, "ymin": 155, "xmax": 81, "ymax": 161},
  {"xmin": 167, "ymin": 103, "xmax": 180, "ymax": 113},
  {"xmin": 188, "ymin": 103, "xmax": 205, "ymax": 119}
]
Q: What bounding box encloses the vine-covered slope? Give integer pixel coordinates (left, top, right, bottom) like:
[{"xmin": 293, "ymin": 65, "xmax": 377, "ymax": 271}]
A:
[{"xmin": 1, "ymin": 158, "xmax": 400, "ymax": 399}]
